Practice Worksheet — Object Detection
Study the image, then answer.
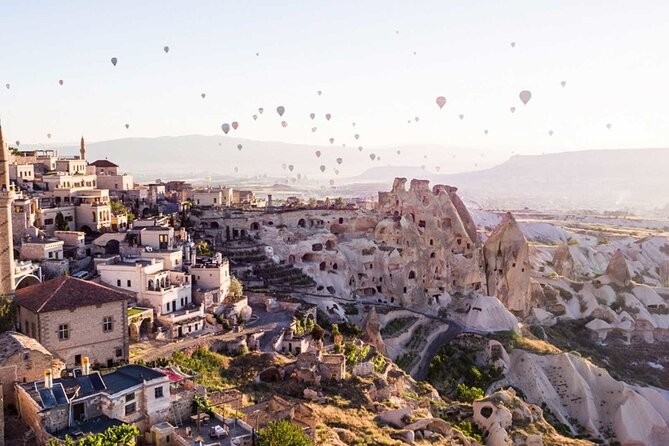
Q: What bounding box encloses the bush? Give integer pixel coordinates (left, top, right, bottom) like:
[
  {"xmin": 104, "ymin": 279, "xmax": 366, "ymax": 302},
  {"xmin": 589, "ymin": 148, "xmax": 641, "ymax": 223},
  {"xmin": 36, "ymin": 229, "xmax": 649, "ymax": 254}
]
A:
[
  {"xmin": 454, "ymin": 421, "xmax": 483, "ymax": 443},
  {"xmin": 456, "ymin": 383, "xmax": 484, "ymax": 403},
  {"xmin": 257, "ymin": 420, "xmax": 312, "ymax": 446},
  {"xmin": 344, "ymin": 342, "xmax": 371, "ymax": 365}
]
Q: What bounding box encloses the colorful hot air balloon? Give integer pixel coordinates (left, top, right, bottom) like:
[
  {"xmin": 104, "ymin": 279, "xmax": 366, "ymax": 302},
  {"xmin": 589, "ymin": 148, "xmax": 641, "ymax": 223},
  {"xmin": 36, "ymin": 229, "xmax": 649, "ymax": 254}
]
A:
[
  {"xmin": 354, "ymin": 134, "xmax": 360, "ymax": 140},
  {"xmin": 58, "ymin": 80, "xmax": 64, "ymax": 86},
  {"xmin": 201, "ymin": 93, "xmax": 206, "ymax": 99},
  {"xmin": 320, "ymin": 165, "xmax": 326, "ymax": 173},
  {"xmin": 329, "ymin": 179, "xmax": 335, "ymax": 185},
  {"xmin": 281, "ymin": 121, "xmax": 288, "ymax": 127},
  {"xmin": 125, "ymin": 124, "xmax": 130, "ymax": 129},
  {"xmin": 221, "ymin": 123, "xmax": 230, "ymax": 134},
  {"xmin": 334, "ymin": 169, "xmax": 339, "ymax": 175},
  {"xmin": 258, "ymin": 107, "xmax": 264, "ymax": 114},
  {"xmin": 414, "ymin": 116, "xmax": 419, "ymax": 122},
  {"xmin": 606, "ymin": 123, "xmax": 612, "ymax": 129},
  {"xmin": 548, "ymin": 130, "xmax": 554, "ymax": 136},
  {"xmin": 253, "ymin": 115, "xmax": 258, "ymax": 120},
  {"xmin": 311, "ymin": 127, "xmax": 317, "ymax": 132},
  {"xmin": 15, "ymin": 141, "xmax": 20, "ymax": 147},
  {"xmin": 436, "ymin": 166, "xmax": 441, "ymax": 172},
  {"xmin": 369, "ymin": 153, "xmax": 376, "ymax": 160},
  {"xmin": 510, "ymin": 107, "xmax": 516, "ymax": 113},
  {"xmin": 47, "ymin": 133, "xmax": 52, "ymax": 139},
  {"xmin": 325, "ymin": 113, "xmax": 332, "ymax": 121},
  {"xmin": 4, "ymin": 83, "xmax": 9, "ymax": 90},
  {"xmin": 510, "ymin": 42, "xmax": 516, "ymax": 48},
  {"xmin": 309, "ymin": 113, "xmax": 315, "ymax": 120},
  {"xmin": 396, "ymin": 150, "xmax": 401, "ymax": 155},
  {"xmin": 519, "ymin": 90, "xmax": 532, "ymax": 105},
  {"xmin": 232, "ymin": 122, "xmax": 239, "ymax": 130},
  {"xmin": 315, "ymin": 150, "xmax": 321, "ymax": 158},
  {"xmin": 436, "ymin": 96, "xmax": 446, "ymax": 109},
  {"xmin": 352, "ymin": 122, "xmax": 356, "ymax": 127},
  {"xmin": 358, "ymin": 146, "xmax": 363, "ymax": 152},
  {"xmin": 164, "ymin": 46, "xmax": 170, "ymax": 53},
  {"xmin": 561, "ymin": 81, "xmax": 566, "ymax": 88},
  {"xmin": 317, "ymin": 90, "xmax": 322, "ymax": 96},
  {"xmin": 111, "ymin": 57, "xmax": 118, "ymax": 66},
  {"xmin": 276, "ymin": 106, "xmax": 285, "ymax": 116},
  {"xmin": 237, "ymin": 144, "xmax": 243, "ymax": 151},
  {"xmin": 329, "ymin": 138, "xmax": 334, "ymax": 144},
  {"xmin": 484, "ymin": 130, "xmax": 488, "ymax": 135},
  {"xmin": 288, "ymin": 165, "xmax": 294, "ymax": 172},
  {"xmin": 336, "ymin": 158, "xmax": 343, "ymax": 165},
  {"xmin": 458, "ymin": 114, "xmax": 464, "ymax": 120}
]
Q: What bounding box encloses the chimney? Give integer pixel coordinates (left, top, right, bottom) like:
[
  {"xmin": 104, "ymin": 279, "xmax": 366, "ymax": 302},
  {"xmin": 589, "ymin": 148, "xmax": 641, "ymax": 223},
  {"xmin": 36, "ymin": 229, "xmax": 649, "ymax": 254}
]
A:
[
  {"xmin": 44, "ymin": 369, "xmax": 53, "ymax": 389},
  {"xmin": 82, "ymin": 357, "xmax": 90, "ymax": 376}
]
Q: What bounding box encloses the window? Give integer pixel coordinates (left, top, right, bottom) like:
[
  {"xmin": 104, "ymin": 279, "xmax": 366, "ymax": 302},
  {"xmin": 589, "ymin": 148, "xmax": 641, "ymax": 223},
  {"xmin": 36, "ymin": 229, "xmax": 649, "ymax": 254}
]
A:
[
  {"xmin": 116, "ymin": 348, "xmax": 123, "ymax": 357},
  {"xmin": 154, "ymin": 386, "xmax": 164, "ymax": 399},
  {"xmin": 44, "ymin": 218, "xmax": 54, "ymax": 225},
  {"xmin": 48, "ymin": 252, "xmax": 53, "ymax": 259},
  {"xmin": 127, "ymin": 279, "xmax": 132, "ymax": 287},
  {"xmin": 126, "ymin": 392, "xmax": 136, "ymax": 402},
  {"xmin": 125, "ymin": 402, "xmax": 136, "ymax": 416},
  {"xmin": 117, "ymin": 279, "xmax": 121, "ymax": 287},
  {"xmin": 103, "ymin": 316, "xmax": 113, "ymax": 332},
  {"xmin": 58, "ymin": 324, "xmax": 69, "ymax": 340}
]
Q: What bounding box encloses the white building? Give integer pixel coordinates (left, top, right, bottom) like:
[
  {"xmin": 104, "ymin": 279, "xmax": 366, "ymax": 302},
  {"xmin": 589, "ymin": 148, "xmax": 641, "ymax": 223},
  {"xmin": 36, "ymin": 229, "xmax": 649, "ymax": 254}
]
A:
[{"xmin": 190, "ymin": 255, "xmax": 231, "ymax": 305}]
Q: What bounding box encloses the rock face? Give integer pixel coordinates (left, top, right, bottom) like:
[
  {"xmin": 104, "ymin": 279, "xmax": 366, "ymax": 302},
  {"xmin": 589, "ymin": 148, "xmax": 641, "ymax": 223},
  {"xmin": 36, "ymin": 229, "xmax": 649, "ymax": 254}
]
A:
[
  {"xmin": 361, "ymin": 306, "xmax": 386, "ymax": 355},
  {"xmin": 553, "ymin": 243, "xmax": 575, "ymax": 279},
  {"xmin": 495, "ymin": 349, "xmax": 669, "ymax": 445},
  {"xmin": 605, "ymin": 249, "xmax": 631, "ymax": 287},
  {"xmin": 483, "ymin": 212, "xmax": 531, "ymax": 316}
]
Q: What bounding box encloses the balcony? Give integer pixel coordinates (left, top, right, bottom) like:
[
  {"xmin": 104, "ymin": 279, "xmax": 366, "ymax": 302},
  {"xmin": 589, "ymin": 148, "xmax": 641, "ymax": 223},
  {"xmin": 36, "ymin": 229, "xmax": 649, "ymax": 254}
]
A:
[{"xmin": 162, "ymin": 303, "xmax": 204, "ymax": 324}]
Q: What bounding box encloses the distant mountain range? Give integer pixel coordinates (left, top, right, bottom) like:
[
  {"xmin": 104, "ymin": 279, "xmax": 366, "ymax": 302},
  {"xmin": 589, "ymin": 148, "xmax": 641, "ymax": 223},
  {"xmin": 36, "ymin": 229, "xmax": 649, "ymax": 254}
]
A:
[
  {"xmin": 43, "ymin": 135, "xmax": 669, "ymax": 214},
  {"xmin": 341, "ymin": 148, "xmax": 669, "ymax": 213}
]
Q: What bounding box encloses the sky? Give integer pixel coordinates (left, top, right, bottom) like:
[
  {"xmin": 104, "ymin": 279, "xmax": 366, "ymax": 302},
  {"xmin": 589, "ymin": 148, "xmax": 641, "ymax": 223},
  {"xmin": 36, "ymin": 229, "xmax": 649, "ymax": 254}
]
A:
[{"xmin": 2, "ymin": 0, "xmax": 669, "ymax": 159}]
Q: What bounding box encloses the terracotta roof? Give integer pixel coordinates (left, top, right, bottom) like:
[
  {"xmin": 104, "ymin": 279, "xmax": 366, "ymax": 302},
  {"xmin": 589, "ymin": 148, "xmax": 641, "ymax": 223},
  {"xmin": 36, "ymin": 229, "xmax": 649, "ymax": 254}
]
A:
[
  {"xmin": 15, "ymin": 276, "xmax": 129, "ymax": 313},
  {"xmin": 0, "ymin": 331, "xmax": 53, "ymax": 363},
  {"xmin": 89, "ymin": 159, "xmax": 118, "ymax": 168}
]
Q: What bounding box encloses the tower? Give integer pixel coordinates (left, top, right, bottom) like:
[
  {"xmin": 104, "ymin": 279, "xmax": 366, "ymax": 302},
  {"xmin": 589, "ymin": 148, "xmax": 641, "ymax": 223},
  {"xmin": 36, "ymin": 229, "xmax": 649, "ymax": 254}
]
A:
[
  {"xmin": 80, "ymin": 135, "xmax": 86, "ymax": 161},
  {"xmin": 0, "ymin": 122, "xmax": 16, "ymax": 295}
]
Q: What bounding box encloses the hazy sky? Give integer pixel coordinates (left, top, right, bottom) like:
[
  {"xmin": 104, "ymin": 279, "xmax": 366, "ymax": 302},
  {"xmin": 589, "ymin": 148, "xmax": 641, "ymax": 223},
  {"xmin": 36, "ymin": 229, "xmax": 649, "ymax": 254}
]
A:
[{"xmin": 2, "ymin": 0, "xmax": 669, "ymax": 157}]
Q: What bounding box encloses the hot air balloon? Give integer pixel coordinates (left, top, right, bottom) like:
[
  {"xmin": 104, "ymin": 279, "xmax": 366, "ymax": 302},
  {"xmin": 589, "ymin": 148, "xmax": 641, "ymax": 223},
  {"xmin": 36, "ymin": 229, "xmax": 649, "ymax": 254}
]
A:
[
  {"xmin": 336, "ymin": 158, "xmax": 343, "ymax": 165},
  {"xmin": 315, "ymin": 150, "xmax": 321, "ymax": 158},
  {"xmin": 253, "ymin": 115, "xmax": 258, "ymax": 120},
  {"xmin": 234, "ymin": 167, "xmax": 238, "ymax": 173},
  {"xmin": 164, "ymin": 46, "xmax": 169, "ymax": 53},
  {"xmin": 111, "ymin": 57, "xmax": 118, "ymax": 66},
  {"xmin": 561, "ymin": 81, "xmax": 566, "ymax": 88},
  {"xmin": 396, "ymin": 150, "xmax": 401, "ymax": 155},
  {"xmin": 15, "ymin": 141, "xmax": 20, "ymax": 147},
  {"xmin": 320, "ymin": 165, "xmax": 326, "ymax": 173},
  {"xmin": 459, "ymin": 114, "xmax": 464, "ymax": 120},
  {"xmin": 58, "ymin": 80, "xmax": 64, "ymax": 86},
  {"xmin": 222, "ymin": 123, "xmax": 230, "ymax": 134},
  {"xmin": 282, "ymin": 163, "xmax": 287, "ymax": 170},
  {"xmin": 256, "ymin": 52, "xmax": 259, "ymax": 56},
  {"xmin": 519, "ymin": 90, "xmax": 532, "ymax": 105},
  {"xmin": 329, "ymin": 179, "xmax": 335, "ymax": 185},
  {"xmin": 407, "ymin": 120, "xmax": 411, "ymax": 124},
  {"xmin": 484, "ymin": 130, "xmax": 488, "ymax": 135},
  {"xmin": 369, "ymin": 154, "xmax": 376, "ymax": 160},
  {"xmin": 237, "ymin": 144, "xmax": 243, "ymax": 151},
  {"xmin": 317, "ymin": 90, "xmax": 322, "ymax": 96},
  {"xmin": 276, "ymin": 106, "xmax": 285, "ymax": 117},
  {"xmin": 125, "ymin": 124, "xmax": 130, "ymax": 129},
  {"xmin": 288, "ymin": 165, "xmax": 294, "ymax": 172},
  {"xmin": 354, "ymin": 134, "xmax": 360, "ymax": 140},
  {"xmin": 510, "ymin": 107, "xmax": 516, "ymax": 113},
  {"xmin": 358, "ymin": 146, "xmax": 363, "ymax": 152},
  {"xmin": 281, "ymin": 121, "xmax": 288, "ymax": 127},
  {"xmin": 201, "ymin": 93, "xmax": 206, "ymax": 99},
  {"xmin": 377, "ymin": 156, "xmax": 381, "ymax": 162},
  {"xmin": 414, "ymin": 117, "xmax": 419, "ymax": 122},
  {"xmin": 606, "ymin": 123, "xmax": 612, "ymax": 129},
  {"xmin": 232, "ymin": 122, "xmax": 239, "ymax": 130},
  {"xmin": 4, "ymin": 83, "xmax": 9, "ymax": 90},
  {"xmin": 47, "ymin": 133, "xmax": 52, "ymax": 139},
  {"xmin": 325, "ymin": 113, "xmax": 331, "ymax": 121},
  {"xmin": 352, "ymin": 122, "xmax": 356, "ymax": 127},
  {"xmin": 218, "ymin": 142, "xmax": 222, "ymax": 146},
  {"xmin": 436, "ymin": 96, "xmax": 446, "ymax": 109},
  {"xmin": 311, "ymin": 127, "xmax": 317, "ymax": 132},
  {"xmin": 510, "ymin": 42, "xmax": 516, "ymax": 48},
  {"xmin": 548, "ymin": 130, "xmax": 554, "ymax": 136},
  {"xmin": 258, "ymin": 107, "xmax": 264, "ymax": 114},
  {"xmin": 329, "ymin": 138, "xmax": 334, "ymax": 144},
  {"xmin": 309, "ymin": 113, "xmax": 315, "ymax": 120},
  {"xmin": 334, "ymin": 169, "xmax": 340, "ymax": 175},
  {"xmin": 436, "ymin": 166, "xmax": 440, "ymax": 172}
]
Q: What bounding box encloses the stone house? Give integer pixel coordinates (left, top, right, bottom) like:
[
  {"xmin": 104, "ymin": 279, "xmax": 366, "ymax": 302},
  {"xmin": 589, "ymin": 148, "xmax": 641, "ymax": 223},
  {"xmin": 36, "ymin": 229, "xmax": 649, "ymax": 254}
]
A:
[
  {"xmin": 14, "ymin": 276, "xmax": 130, "ymax": 368},
  {"xmin": 15, "ymin": 364, "xmax": 171, "ymax": 443},
  {"xmin": 19, "ymin": 238, "xmax": 64, "ymax": 261},
  {"xmin": 0, "ymin": 331, "xmax": 64, "ymax": 407}
]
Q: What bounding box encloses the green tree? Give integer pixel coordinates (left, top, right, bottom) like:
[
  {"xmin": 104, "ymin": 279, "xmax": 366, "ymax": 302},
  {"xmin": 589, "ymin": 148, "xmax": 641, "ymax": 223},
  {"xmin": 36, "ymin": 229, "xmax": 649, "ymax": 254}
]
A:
[
  {"xmin": 195, "ymin": 241, "xmax": 212, "ymax": 257},
  {"xmin": 110, "ymin": 200, "xmax": 136, "ymax": 222},
  {"xmin": 456, "ymin": 383, "xmax": 484, "ymax": 403},
  {"xmin": 49, "ymin": 424, "xmax": 139, "ymax": 446},
  {"xmin": 55, "ymin": 212, "xmax": 69, "ymax": 231},
  {"xmin": 229, "ymin": 276, "xmax": 243, "ymax": 298},
  {"xmin": 0, "ymin": 294, "xmax": 15, "ymax": 332},
  {"xmin": 344, "ymin": 341, "xmax": 371, "ymax": 365},
  {"xmin": 311, "ymin": 323, "xmax": 324, "ymax": 341},
  {"xmin": 257, "ymin": 420, "xmax": 312, "ymax": 446}
]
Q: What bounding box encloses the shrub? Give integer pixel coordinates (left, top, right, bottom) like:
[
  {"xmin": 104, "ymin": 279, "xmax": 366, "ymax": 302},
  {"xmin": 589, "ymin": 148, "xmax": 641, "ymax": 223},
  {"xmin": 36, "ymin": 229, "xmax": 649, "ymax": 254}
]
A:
[
  {"xmin": 456, "ymin": 383, "xmax": 484, "ymax": 403},
  {"xmin": 257, "ymin": 420, "xmax": 312, "ymax": 446}
]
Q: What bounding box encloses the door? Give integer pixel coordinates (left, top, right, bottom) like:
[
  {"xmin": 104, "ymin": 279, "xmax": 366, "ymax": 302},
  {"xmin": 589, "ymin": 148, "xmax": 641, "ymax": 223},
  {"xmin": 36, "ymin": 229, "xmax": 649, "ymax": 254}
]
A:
[
  {"xmin": 73, "ymin": 402, "xmax": 85, "ymax": 422},
  {"xmin": 177, "ymin": 326, "xmax": 183, "ymax": 338}
]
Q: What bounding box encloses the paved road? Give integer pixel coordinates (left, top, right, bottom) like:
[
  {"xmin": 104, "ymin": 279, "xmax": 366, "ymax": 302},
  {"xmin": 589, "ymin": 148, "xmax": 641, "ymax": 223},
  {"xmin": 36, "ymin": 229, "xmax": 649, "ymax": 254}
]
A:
[{"xmin": 412, "ymin": 323, "xmax": 464, "ymax": 381}]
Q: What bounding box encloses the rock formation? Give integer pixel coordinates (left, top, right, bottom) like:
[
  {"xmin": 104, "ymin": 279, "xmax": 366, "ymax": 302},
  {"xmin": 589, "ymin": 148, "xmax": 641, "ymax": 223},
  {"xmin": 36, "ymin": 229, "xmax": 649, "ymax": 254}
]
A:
[
  {"xmin": 605, "ymin": 249, "xmax": 631, "ymax": 287},
  {"xmin": 553, "ymin": 242, "xmax": 575, "ymax": 279},
  {"xmin": 483, "ymin": 212, "xmax": 531, "ymax": 316},
  {"xmin": 361, "ymin": 305, "xmax": 386, "ymax": 355}
]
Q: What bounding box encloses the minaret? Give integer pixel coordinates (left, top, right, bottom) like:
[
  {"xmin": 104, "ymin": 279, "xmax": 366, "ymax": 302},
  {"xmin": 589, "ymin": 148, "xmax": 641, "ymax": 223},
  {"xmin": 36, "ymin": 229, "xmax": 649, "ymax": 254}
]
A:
[
  {"xmin": 80, "ymin": 135, "xmax": 86, "ymax": 161},
  {"xmin": 0, "ymin": 122, "xmax": 16, "ymax": 295}
]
